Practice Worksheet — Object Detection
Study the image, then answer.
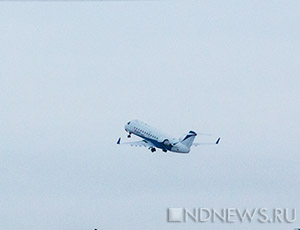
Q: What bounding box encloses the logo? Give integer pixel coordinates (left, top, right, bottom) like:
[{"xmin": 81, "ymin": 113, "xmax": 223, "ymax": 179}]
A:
[{"xmin": 167, "ymin": 207, "xmax": 297, "ymax": 223}]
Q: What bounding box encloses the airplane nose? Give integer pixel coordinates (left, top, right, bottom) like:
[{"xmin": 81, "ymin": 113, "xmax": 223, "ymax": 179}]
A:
[{"xmin": 124, "ymin": 121, "xmax": 132, "ymax": 133}]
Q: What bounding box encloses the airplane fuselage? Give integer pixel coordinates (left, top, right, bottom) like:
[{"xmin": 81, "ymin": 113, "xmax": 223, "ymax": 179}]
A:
[{"xmin": 125, "ymin": 120, "xmax": 191, "ymax": 153}]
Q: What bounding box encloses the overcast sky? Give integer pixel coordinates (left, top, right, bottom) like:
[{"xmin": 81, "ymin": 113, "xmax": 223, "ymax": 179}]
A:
[{"xmin": 1, "ymin": 1, "xmax": 299, "ymax": 230}]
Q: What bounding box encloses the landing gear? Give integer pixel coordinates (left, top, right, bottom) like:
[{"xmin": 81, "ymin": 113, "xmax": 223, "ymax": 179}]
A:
[
  {"xmin": 127, "ymin": 133, "xmax": 131, "ymax": 138},
  {"xmin": 162, "ymin": 149, "xmax": 167, "ymax": 153},
  {"xmin": 150, "ymin": 148, "xmax": 156, "ymax": 153}
]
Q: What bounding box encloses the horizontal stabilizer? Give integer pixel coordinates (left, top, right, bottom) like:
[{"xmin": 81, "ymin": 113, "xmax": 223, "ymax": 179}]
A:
[{"xmin": 193, "ymin": 137, "xmax": 221, "ymax": 146}]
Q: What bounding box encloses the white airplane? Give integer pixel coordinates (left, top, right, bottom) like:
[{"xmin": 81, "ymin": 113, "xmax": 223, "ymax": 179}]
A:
[{"xmin": 117, "ymin": 120, "xmax": 220, "ymax": 154}]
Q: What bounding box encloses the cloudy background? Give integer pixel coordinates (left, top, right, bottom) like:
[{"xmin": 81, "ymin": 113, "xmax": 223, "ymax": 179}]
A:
[{"xmin": 1, "ymin": 1, "xmax": 299, "ymax": 230}]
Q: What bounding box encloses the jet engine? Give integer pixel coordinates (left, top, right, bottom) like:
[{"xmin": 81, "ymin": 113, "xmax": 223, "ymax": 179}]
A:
[{"xmin": 162, "ymin": 139, "xmax": 172, "ymax": 147}]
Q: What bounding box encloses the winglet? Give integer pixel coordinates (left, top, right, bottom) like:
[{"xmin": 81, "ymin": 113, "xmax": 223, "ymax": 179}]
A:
[
  {"xmin": 117, "ymin": 138, "xmax": 121, "ymax": 145},
  {"xmin": 216, "ymin": 137, "xmax": 221, "ymax": 144}
]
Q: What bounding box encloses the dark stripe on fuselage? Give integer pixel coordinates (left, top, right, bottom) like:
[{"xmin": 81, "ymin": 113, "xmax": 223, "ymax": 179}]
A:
[{"xmin": 134, "ymin": 133, "xmax": 171, "ymax": 151}]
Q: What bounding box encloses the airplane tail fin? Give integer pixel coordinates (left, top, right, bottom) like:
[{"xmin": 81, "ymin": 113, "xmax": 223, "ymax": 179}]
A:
[{"xmin": 180, "ymin": 131, "xmax": 197, "ymax": 148}]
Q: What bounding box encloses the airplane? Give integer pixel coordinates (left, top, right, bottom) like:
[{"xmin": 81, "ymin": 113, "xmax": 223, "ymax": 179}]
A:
[{"xmin": 117, "ymin": 120, "xmax": 220, "ymax": 154}]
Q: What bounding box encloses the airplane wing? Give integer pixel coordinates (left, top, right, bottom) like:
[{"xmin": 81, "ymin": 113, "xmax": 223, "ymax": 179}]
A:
[
  {"xmin": 193, "ymin": 137, "xmax": 221, "ymax": 146},
  {"xmin": 116, "ymin": 138, "xmax": 155, "ymax": 148}
]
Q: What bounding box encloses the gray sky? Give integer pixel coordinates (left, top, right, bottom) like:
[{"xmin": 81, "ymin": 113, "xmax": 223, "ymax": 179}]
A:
[{"xmin": 1, "ymin": 1, "xmax": 299, "ymax": 230}]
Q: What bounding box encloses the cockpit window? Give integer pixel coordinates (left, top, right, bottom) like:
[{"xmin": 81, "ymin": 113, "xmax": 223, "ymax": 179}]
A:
[{"xmin": 127, "ymin": 121, "xmax": 131, "ymax": 125}]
